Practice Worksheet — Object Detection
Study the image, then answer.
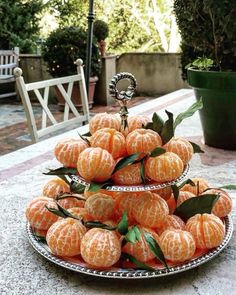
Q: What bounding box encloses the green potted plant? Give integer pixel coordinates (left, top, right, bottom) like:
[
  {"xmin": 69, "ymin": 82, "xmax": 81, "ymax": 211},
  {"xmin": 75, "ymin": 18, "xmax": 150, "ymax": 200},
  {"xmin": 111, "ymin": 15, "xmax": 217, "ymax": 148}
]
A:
[
  {"xmin": 42, "ymin": 26, "xmax": 101, "ymax": 108},
  {"xmin": 93, "ymin": 20, "xmax": 109, "ymax": 57},
  {"xmin": 174, "ymin": 0, "xmax": 236, "ymax": 150}
]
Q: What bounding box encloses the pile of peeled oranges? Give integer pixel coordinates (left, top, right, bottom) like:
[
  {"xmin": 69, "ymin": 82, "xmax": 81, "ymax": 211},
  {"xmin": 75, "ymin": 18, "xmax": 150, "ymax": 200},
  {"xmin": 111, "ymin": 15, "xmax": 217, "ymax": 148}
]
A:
[{"xmin": 25, "ymin": 113, "xmax": 233, "ymax": 270}]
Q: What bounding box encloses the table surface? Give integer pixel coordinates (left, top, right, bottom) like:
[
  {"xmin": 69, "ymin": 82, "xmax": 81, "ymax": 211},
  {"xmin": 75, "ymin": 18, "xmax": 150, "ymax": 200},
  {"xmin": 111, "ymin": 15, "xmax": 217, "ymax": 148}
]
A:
[{"xmin": 1, "ymin": 89, "xmax": 236, "ymax": 295}]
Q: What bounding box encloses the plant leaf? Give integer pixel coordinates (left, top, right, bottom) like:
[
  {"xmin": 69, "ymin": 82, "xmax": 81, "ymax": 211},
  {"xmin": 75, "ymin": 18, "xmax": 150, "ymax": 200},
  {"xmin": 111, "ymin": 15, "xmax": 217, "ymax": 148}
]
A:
[
  {"xmin": 117, "ymin": 212, "xmax": 129, "ymax": 235},
  {"xmin": 174, "ymin": 194, "xmax": 220, "ymax": 221},
  {"xmin": 144, "ymin": 232, "xmax": 168, "ymax": 269},
  {"xmin": 84, "ymin": 221, "xmax": 116, "ymax": 230},
  {"xmin": 171, "ymin": 184, "xmax": 179, "ymax": 202},
  {"xmin": 45, "ymin": 205, "xmax": 67, "ymax": 218},
  {"xmin": 219, "ymin": 185, "xmax": 236, "ymax": 190},
  {"xmin": 174, "ymin": 98, "xmax": 203, "ymax": 130},
  {"xmin": 82, "ymin": 131, "xmax": 91, "ymax": 137},
  {"xmin": 189, "ymin": 141, "xmax": 204, "ymax": 153},
  {"xmin": 140, "ymin": 159, "xmax": 146, "ymax": 184},
  {"xmin": 149, "ymin": 147, "xmax": 166, "ymax": 157},
  {"xmin": 178, "ymin": 178, "xmax": 196, "ymax": 190},
  {"xmin": 161, "ymin": 110, "xmax": 174, "ymax": 145},
  {"xmin": 113, "ymin": 153, "xmax": 141, "ymax": 174},
  {"xmin": 121, "ymin": 253, "xmax": 155, "ymax": 271},
  {"xmin": 88, "ymin": 181, "xmax": 113, "ymax": 192},
  {"xmin": 78, "ymin": 132, "xmax": 90, "ymax": 145},
  {"xmin": 70, "ymin": 181, "xmax": 86, "ymax": 193},
  {"xmin": 43, "ymin": 167, "xmax": 77, "ymax": 175},
  {"xmin": 125, "ymin": 226, "xmax": 138, "ymax": 244},
  {"xmin": 55, "ymin": 193, "xmax": 86, "ymax": 201},
  {"xmin": 145, "ymin": 122, "xmax": 154, "ymax": 130},
  {"xmin": 152, "ymin": 112, "xmax": 164, "ymax": 133},
  {"xmin": 133, "ymin": 226, "xmax": 141, "ymax": 242}
]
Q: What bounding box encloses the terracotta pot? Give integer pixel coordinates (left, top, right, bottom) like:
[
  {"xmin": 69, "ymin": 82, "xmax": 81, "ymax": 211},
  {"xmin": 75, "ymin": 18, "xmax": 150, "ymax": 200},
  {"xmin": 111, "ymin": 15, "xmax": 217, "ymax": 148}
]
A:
[{"xmin": 56, "ymin": 76, "xmax": 98, "ymax": 109}]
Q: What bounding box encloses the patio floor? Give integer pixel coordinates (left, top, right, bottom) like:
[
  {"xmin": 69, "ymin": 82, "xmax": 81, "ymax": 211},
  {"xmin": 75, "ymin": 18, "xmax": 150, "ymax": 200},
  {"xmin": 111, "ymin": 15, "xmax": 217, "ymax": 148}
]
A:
[{"xmin": 0, "ymin": 96, "xmax": 155, "ymax": 156}]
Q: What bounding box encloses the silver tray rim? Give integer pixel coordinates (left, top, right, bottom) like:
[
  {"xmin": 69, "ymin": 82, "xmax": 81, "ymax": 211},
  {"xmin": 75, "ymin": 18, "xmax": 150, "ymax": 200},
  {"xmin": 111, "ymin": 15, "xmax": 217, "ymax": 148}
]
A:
[
  {"xmin": 71, "ymin": 164, "xmax": 189, "ymax": 192},
  {"xmin": 26, "ymin": 215, "xmax": 233, "ymax": 279}
]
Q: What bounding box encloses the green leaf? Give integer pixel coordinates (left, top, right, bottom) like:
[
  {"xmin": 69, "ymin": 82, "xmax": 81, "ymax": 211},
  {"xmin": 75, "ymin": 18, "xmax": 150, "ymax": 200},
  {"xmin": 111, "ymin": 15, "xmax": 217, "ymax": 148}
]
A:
[
  {"xmin": 133, "ymin": 226, "xmax": 141, "ymax": 242},
  {"xmin": 70, "ymin": 181, "xmax": 86, "ymax": 193},
  {"xmin": 43, "ymin": 167, "xmax": 77, "ymax": 175},
  {"xmin": 145, "ymin": 122, "xmax": 154, "ymax": 130},
  {"xmin": 161, "ymin": 110, "xmax": 174, "ymax": 145},
  {"xmin": 55, "ymin": 193, "xmax": 86, "ymax": 201},
  {"xmin": 121, "ymin": 253, "xmax": 155, "ymax": 271},
  {"xmin": 175, "ymin": 194, "xmax": 220, "ymax": 221},
  {"xmin": 149, "ymin": 147, "xmax": 166, "ymax": 157},
  {"xmin": 189, "ymin": 141, "xmax": 204, "ymax": 154},
  {"xmin": 174, "ymin": 98, "xmax": 203, "ymax": 130},
  {"xmin": 171, "ymin": 184, "xmax": 179, "ymax": 202},
  {"xmin": 144, "ymin": 232, "xmax": 168, "ymax": 269},
  {"xmin": 113, "ymin": 153, "xmax": 141, "ymax": 174},
  {"xmin": 45, "ymin": 205, "xmax": 67, "ymax": 218},
  {"xmin": 178, "ymin": 178, "xmax": 196, "ymax": 190},
  {"xmin": 219, "ymin": 185, "xmax": 236, "ymax": 190},
  {"xmin": 125, "ymin": 226, "xmax": 137, "ymax": 244},
  {"xmin": 84, "ymin": 221, "xmax": 116, "ymax": 230},
  {"xmin": 140, "ymin": 159, "xmax": 146, "ymax": 184},
  {"xmin": 78, "ymin": 132, "xmax": 90, "ymax": 145},
  {"xmin": 152, "ymin": 112, "xmax": 164, "ymax": 133},
  {"xmin": 82, "ymin": 131, "xmax": 91, "ymax": 137},
  {"xmin": 117, "ymin": 212, "xmax": 129, "ymax": 235},
  {"xmin": 88, "ymin": 181, "xmax": 113, "ymax": 192}
]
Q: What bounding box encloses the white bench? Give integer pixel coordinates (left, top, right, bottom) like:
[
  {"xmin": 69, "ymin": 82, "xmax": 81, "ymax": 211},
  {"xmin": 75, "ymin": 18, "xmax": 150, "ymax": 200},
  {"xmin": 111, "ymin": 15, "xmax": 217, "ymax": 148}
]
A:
[{"xmin": 0, "ymin": 48, "xmax": 19, "ymax": 98}]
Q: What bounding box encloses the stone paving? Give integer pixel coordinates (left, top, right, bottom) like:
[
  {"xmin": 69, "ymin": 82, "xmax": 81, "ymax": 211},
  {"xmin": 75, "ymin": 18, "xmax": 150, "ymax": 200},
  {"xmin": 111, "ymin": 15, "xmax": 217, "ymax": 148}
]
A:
[{"xmin": 0, "ymin": 96, "xmax": 153, "ymax": 156}]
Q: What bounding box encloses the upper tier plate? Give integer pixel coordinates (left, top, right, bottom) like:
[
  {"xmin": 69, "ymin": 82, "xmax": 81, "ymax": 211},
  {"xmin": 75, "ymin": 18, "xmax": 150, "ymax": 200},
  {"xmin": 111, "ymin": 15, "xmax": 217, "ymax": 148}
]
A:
[{"xmin": 71, "ymin": 164, "xmax": 189, "ymax": 192}]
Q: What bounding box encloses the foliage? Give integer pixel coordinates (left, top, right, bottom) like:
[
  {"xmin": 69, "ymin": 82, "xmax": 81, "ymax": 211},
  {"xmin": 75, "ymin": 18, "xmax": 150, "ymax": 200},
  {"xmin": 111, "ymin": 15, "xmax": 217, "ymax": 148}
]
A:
[
  {"xmin": 186, "ymin": 57, "xmax": 214, "ymax": 71},
  {"xmin": 93, "ymin": 20, "xmax": 109, "ymax": 42},
  {"xmin": 42, "ymin": 26, "xmax": 101, "ymax": 77},
  {"xmin": 0, "ymin": 0, "xmax": 44, "ymax": 53},
  {"xmin": 174, "ymin": 0, "xmax": 236, "ymax": 78}
]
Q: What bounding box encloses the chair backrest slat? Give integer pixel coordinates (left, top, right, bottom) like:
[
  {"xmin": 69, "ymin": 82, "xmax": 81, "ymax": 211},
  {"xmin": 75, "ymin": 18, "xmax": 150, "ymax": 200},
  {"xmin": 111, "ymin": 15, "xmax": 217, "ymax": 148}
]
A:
[{"xmin": 14, "ymin": 59, "xmax": 90, "ymax": 143}]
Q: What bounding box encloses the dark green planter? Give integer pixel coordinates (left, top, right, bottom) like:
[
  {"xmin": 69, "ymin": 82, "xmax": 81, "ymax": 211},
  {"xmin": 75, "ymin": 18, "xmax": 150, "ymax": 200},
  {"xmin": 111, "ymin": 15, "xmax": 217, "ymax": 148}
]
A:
[{"xmin": 187, "ymin": 69, "xmax": 236, "ymax": 150}]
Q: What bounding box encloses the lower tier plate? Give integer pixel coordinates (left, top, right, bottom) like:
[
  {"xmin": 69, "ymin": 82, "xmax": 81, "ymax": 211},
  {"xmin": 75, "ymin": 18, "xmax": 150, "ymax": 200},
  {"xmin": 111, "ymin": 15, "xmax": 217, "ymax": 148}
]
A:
[{"xmin": 26, "ymin": 215, "xmax": 233, "ymax": 279}]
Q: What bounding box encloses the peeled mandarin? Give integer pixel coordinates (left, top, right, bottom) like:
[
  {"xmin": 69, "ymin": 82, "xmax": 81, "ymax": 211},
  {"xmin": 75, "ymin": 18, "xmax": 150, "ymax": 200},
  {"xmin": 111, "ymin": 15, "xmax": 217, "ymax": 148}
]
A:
[
  {"xmin": 163, "ymin": 137, "xmax": 194, "ymax": 165},
  {"xmin": 43, "ymin": 178, "xmax": 70, "ymax": 198},
  {"xmin": 176, "ymin": 191, "xmax": 196, "ymax": 207},
  {"xmin": 181, "ymin": 177, "xmax": 209, "ymax": 195},
  {"xmin": 25, "ymin": 196, "xmax": 58, "ymax": 230},
  {"xmin": 160, "ymin": 229, "xmax": 196, "ymax": 262},
  {"xmin": 85, "ymin": 193, "xmax": 115, "ymax": 221},
  {"xmin": 54, "ymin": 138, "xmax": 89, "ymax": 168},
  {"xmin": 145, "ymin": 152, "xmax": 184, "ymax": 182},
  {"xmin": 46, "ymin": 218, "xmax": 86, "ymax": 256},
  {"xmin": 202, "ymin": 189, "xmax": 232, "ymax": 218},
  {"xmin": 186, "ymin": 213, "xmax": 225, "ymax": 249},
  {"xmin": 122, "ymin": 226, "xmax": 160, "ymax": 262},
  {"xmin": 77, "ymin": 147, "xmax": 115, "ymax": 182},
  {"xmin": 122, "ymin": 115, "xmax": 151, "ymax": 136},
  {"xmin": 133, "ymin": 191, "xmax": 169, "ymax": 228},
  {"xmin": 83, "ymin": 187, "xmax": 115, "ymax": 199},
  {"xmin": 58, "ymin": 196, "xmax": 85, "ymax": 209},
  {"xmin": 157, "ymin": 215, "xmax": 186, "ymax": 235},
  {"xmin": 126, "ymin": 129, "xmax": 162, "ymax": 156},
  {"xmin": 112, "ymin": 162, "xmax": 142, "ymax": 185},
  {"xmin": 67, "ymin": 207, "xmax": 92, "ymax": 222},
  {"xmin": 152, "ymin": 186, "xmax": 172, "ymax": 201},
  {"xmin": 81, "ymin": 228, "xmax": 121, "ymax": 268},
  {"xmin": 89, "ymin": 113, "xmax": 120, "ymax": 134},
  {"xmin": 90, "ymin": 128, "xmax": 126, "ymax": 159}
]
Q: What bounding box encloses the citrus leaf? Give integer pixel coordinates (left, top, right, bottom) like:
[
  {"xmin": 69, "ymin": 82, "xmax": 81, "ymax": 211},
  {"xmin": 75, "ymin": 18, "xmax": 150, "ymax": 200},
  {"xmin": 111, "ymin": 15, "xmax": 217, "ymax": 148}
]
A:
[
  {"xmin": 174, "ymin": 98, "xmax": 203, "ymax": 130},
  {"xmin": 43, "ymin": 167, "xmax": 77, "ymax": 175},
  {"xmin": 150, "ymin": 147, "xmax": 166, "ymax": 157},
  {"xmin": 152, "ymin": 112, "xmax": 164, "ymax": 133},
  {"xmin": 88, "ymin": 181, "xmax": 113, "ymax": 192},
  {"xmin": 78, "ymin": 132, "xmax": 90, "ymax": 145},
  {"xmin": 161, "ymin": 110, "xmax": 174, "ymax": 145},
  {"xmin": 113, "ymin": 153, "xmax": 141, "ymax": 174},
  {"xmin": 84, "ymin": 221, "xmax": 116, "ymax": 230},
  {"xmin": 145, "ymin": 122, "xmax": 154, "ymax": 130},
  {"xmin": 219, "ymin": 185, "xmax": 236, "ymax": 190},
  {"xmin": 171, "ymin": 184, "xmax": 179, "ymax": 202},
  {"xmin": 82, "ymin": 131, "xmax": 91, "ymax": 137},
  {"xmin": 121, "ymin": 253, "xmax": 155, "ymax": 271},
  {"xmin": 70, "ymin": 181, "xmax": 86, "ymax": 193},
  {"xmin": 140, "ymin": 159, "xmax": 146, "ymax": 184},
  {"xmin": 125, "ymin": 226, "xmax": 138, "ymax": 244},
  {"xmin": 133, "ymin": 226, "xmax": 142, "ymax": 242},
  {"xmin": 189, "ymin": 141, "xmax": 204, "ymax": 153},
  {"xmin": 55, "ymin": 193, "xmax": 86, "ymax": 201},
  {"xmin": 117, "ymin": 212, "xmax": 128, "ymax": 235},
  {"xmin": 174, "ymin": 194, "xmax": 220, "ymax": 221},
  {"xmin": 144, "ymin": 232, "xmax": 168, "ymax": 269},
  {"xmin": 45, "ymin": 205, "xmax": 68, "ymax": 218}
]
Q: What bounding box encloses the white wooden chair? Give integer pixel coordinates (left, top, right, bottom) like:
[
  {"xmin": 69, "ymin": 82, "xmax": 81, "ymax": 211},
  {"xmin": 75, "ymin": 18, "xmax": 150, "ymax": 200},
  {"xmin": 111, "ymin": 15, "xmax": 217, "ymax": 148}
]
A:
[
  {"xmin": 0, "ymin": 48, "xmax": 19, "ymax": 98},
  {"xmin": 14, "ymin": 59, "xmax": 90, "ymax": 143}
]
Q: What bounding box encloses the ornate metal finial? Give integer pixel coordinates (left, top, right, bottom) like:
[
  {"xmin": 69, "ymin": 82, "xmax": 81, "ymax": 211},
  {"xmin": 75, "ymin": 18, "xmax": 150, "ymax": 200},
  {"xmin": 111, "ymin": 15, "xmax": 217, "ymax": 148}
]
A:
[{"xmin": 109, "ymin": 72, "xmax": 137, "ymax": 131}]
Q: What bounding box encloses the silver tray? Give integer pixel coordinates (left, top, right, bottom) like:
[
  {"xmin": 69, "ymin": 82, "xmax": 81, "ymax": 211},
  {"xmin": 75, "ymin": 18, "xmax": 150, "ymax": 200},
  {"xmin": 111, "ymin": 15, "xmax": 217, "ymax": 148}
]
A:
[
  {"xmin": 71, "ymin": 164, "xmax": 189, "ymax": 192},
  {"xmin": 27, "ymin": 215, "xmax": 233, "ymax": 279}
]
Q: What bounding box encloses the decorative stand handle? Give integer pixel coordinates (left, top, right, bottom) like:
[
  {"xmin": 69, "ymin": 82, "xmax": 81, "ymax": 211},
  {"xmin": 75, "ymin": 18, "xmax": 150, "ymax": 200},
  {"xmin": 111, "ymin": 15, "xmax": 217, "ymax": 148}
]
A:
[{"xmin": 109, "ymin": 72, "xmax": 137, "ymax": 131}]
